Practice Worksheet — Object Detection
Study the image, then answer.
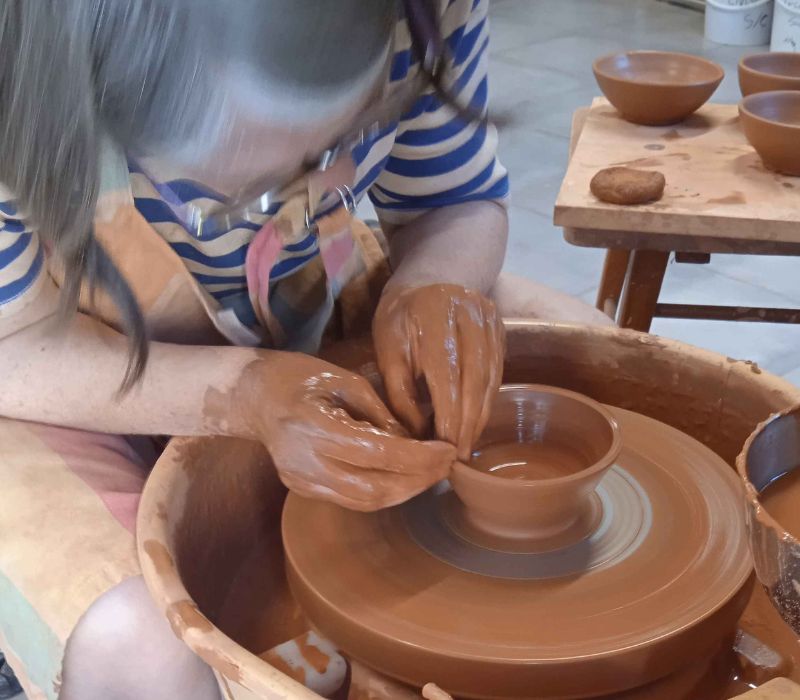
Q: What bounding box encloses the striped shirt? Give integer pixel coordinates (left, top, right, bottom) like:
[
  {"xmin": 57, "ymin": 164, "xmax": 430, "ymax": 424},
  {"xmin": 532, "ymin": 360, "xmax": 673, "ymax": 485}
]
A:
[{"xmin": 0, "ymin": 0, "xmax": 508, "ymax": 343}]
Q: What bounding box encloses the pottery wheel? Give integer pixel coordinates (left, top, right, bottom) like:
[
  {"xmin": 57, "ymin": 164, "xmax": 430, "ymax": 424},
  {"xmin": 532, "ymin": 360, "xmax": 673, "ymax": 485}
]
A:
[{"xmin": 282, "ymin": 407, "xmax": 752, "ymax": 699}]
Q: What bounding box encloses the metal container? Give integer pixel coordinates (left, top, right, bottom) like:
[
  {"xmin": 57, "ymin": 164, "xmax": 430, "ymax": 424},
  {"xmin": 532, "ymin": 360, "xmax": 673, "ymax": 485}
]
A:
[{"xmin": 738, "ymin": 405, "xmax": 800, "ymax": 634}]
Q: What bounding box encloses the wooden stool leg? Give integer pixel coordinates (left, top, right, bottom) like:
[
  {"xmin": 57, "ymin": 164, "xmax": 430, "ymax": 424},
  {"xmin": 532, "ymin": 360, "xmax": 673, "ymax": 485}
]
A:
[
  {"xmin": 618, "ymin": 250, "xmax": 669, "ymax": 332},
  {"xmin": 595, "ymin": 250, "xmax": 631, "ymax": 321}
]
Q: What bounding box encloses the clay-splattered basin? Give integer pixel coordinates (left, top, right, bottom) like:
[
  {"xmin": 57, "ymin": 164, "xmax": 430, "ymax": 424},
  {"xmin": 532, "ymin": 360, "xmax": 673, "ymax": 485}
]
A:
[
  {"xmin": 451, "ymin": 385, "xmax": 621, "ymax": 544},
  {"xmin": 593, "ymin": 51, "xmax": 724, "ymax": 126},
  {"xmin": 739, "ymin": 53, "xmax": 800, "ymax": 97},
  {"xmin": 738, "ymin": 406, "xmax": 800, "ymax": 635},
  {"xmin": 739, "ymin": 91, "xmax": 800, "ymax": 176},
  {"xmin": 138, "ymin": 323, "xmax": 800, "ymax": 699}
]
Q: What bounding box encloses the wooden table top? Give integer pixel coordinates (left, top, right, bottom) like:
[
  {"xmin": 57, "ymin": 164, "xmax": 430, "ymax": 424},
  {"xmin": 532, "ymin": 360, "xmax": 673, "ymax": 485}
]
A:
[{"xmin": 554, "ymin": 99, "xmax": 800, "ymax": 252}]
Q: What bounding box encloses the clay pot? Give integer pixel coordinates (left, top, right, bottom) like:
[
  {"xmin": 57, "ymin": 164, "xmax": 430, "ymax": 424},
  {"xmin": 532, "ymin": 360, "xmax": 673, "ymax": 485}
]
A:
[
  {"xmin": 739, "ymin": 91, "xmax": 800, "ymax": 176},
  {"xmin": 449, "ymin": 385, "xmax": 621, "ymax": 544},
  {"xmin": 593, "ymin": 51, "xmax": 724, "ymax": 126},
  {"xmin": 739, "ymin": 53, "xmax": 800, "ymax": 97},
  {"xmin": 738, "ymin": 405, "xmax": 800, "ymax": 636}
]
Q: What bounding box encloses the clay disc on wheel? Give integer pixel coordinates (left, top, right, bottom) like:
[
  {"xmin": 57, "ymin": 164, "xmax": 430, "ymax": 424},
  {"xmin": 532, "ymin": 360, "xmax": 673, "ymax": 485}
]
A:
[{"xmin": 283, "ymin": 408, "xmax": 751, "ymax": 699}]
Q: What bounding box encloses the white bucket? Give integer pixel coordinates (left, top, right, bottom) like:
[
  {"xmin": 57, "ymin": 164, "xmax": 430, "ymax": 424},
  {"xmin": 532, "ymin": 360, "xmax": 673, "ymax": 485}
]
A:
[
  {"xmin": 771, "ymin": 0, "xmax": 800, "ymax": 51},
  {"xmin": 705, "ymin": 0, "xmax": 775, "ymax": 45}
]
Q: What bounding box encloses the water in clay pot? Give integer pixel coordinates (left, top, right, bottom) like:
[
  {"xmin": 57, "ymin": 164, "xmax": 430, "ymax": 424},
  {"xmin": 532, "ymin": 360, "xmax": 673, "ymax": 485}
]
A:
[
  {"xmin": 470, "ymin": 442, "xmax": 591, "ymax": 480},
  {"xmin": 467, "ymin": 385, "xmax": 618, "ymax": 481}
]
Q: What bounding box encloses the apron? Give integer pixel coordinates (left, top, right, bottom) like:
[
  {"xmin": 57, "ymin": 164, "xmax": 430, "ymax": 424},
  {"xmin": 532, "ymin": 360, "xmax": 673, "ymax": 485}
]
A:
[{"xmin": 31, "ymin": 137, "xmax": 386, "ymax": 347}]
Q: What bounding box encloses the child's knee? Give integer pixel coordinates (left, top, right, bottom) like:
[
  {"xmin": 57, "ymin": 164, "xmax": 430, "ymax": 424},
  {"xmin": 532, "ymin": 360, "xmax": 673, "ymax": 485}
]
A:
[
  {"xmin": 68, "ymin": 577, "xmax": 158, "ymax": 657},
  {"xmin": 62, "ymin": 577, "xmax": 220, "ymax": 700}
]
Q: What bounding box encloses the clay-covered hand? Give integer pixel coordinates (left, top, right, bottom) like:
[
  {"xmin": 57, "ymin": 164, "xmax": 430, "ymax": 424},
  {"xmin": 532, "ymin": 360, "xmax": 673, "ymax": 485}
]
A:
[
  {"xmin": 373, "ymin": 284, "xmax": 505, "ymax": 460},
  {"xmin": 237, "ymin": 353, "xmax": 456, "ymax": 511}
]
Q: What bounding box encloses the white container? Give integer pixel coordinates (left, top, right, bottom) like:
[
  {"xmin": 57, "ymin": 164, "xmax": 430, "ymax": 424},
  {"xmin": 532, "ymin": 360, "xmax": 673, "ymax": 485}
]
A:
[
  {"xmin": 705, "ymin": 0, "xmax": 775, "ymax": 46},
  {"xmin": 771, "ymin": 0, "xmax": 800, "ymax": 51}
]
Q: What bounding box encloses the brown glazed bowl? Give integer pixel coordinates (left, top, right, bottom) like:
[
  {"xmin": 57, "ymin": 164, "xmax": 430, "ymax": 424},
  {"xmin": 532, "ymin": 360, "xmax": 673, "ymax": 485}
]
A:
[
  {"xmin": 593, "ymin": 51, "xmax": 724, "ymax": 126},
  {"xmin": 739, "ymin": 53, "xmax": 800, "ymax": 97},
  {"xmin": 739, "ymin": 91, "xmax": 800, "ymax": 176},
  {"xmin": 449, "ymin": 384, "xmax": 622, "ymax": 544},
  {"xmin": 737, "ymin": 405, "xmax": 800, "ymax": 635}
]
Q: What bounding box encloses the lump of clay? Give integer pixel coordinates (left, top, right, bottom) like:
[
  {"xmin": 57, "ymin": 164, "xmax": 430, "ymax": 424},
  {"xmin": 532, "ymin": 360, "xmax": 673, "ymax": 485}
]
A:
[{"xmin": 590, "ymin": 166, "xmax": 666, "ymax": 205}]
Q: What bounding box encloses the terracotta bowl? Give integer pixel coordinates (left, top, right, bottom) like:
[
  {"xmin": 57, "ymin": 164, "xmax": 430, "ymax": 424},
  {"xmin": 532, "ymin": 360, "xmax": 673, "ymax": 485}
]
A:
[
  {"xmin": 738, "ymin": 405, "xmax": 800, "ymax": 635},
  {"xmin": 739, "ymin": 53, "xmax": 800, "ymax": 97},
  {"xmin": 739, "ymin": 91, "xmax": 800, "ymax": 176},
  {"xmin": 449, "ymin": 384, "xmax": 622, "ymax": 544},
  {"xmin": 593, "ymin": 51, "xmax": 724, "ymax": 126}
]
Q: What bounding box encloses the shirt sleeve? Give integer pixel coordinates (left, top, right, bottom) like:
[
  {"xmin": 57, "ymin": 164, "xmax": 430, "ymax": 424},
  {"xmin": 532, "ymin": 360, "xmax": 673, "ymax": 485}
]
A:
[
  {"xmin": 0, "ymin": 185, "xmax": 54, "ymax": 335},
  {"xmin": 369, "ymin": 0, "xmax": 509, "ymax": 226}
]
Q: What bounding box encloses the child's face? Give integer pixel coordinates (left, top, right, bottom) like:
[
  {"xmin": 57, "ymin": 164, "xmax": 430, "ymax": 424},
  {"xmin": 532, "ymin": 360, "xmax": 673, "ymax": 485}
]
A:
[{"xmin": 140, "ymin": 51, "xmax": 388, "ymax": 199}]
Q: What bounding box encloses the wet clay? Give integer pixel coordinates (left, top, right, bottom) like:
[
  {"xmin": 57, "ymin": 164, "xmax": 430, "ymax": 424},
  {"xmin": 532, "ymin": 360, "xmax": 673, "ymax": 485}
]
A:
[
  {"xmin": 283, "ymin": 406, "xmax": 751, "ymax": 699},
  {"xmin": 470, "ymin": 442, "xmax": 588, "ymax": 480},
  {"xmin": 221, "ymin": 545, "xmax": 800, "ymax": 699},
  {"xmin": 225, "ymin": 355, "xmax": 454, "ymax": 513},
  {"xmin": 452, "ymin": 385, "xmax": 620, "ymax": 542},
  {"xmin": 593, "ymin": 51, "xmax": 724, "ymax": 126},
  {"xmin": 373, "ymin": 284, "xmax": 505, "ymax": 461},
  {"xmin": 590, "ymin": 167, "xmax": 666, "ymax": 205},
  {"xmin": 320, "ymin": 326, "xmax": 784, "ymax": 469},
  {"xmin": 758, "ymin": 469, "xmax": 800, "ymax": 540}
]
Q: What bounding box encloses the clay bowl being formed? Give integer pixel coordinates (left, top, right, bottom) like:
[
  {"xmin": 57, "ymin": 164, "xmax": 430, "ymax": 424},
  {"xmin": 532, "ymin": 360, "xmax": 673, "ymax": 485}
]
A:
[
  {"xmin": 739, "ymin": 53, "xmax": 800, "ymax": 97},
  {"xmin": 738, "ymin": 405, "xmax": 800, "ymax": 636},
  {"xmin": 593, "ymin": 51, "xmax": 724, "ymax": 126},
  {"xmin": 449, "ymin": 384, "xmax": 622, "ymax": 546},
  {"xmin": 739, "ymin": 91, "xmax": 800, "ymax": 176}
]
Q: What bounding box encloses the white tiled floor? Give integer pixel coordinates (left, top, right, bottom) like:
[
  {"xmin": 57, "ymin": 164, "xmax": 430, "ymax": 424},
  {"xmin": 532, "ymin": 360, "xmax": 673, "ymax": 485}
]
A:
[{"xmin": 489, "ymin": 0, "xmax": 800, "ymax": 384}]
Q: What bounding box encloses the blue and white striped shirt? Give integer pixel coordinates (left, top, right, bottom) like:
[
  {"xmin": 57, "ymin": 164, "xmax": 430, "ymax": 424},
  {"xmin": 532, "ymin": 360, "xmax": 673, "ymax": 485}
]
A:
[{"xmin": 0, "ymin": 0, "xmax": 507, "ymax": 337}]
